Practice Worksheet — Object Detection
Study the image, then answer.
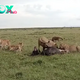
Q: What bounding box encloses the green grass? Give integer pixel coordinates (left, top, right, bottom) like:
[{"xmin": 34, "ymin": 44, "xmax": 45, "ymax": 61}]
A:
[{"xmin": 0, "ymin": 27, "xmax": 80, "ymax": 80}]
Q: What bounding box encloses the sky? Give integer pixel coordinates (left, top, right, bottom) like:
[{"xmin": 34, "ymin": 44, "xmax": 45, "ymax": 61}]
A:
[{"xmin": 0, "ymin": 0, "xmax": 80, "ymax": 28}]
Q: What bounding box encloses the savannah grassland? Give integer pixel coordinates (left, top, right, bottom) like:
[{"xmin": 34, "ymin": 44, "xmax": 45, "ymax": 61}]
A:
[{"xmin": 0, "ymin": 27, "xmax": 80, "ymax": 80}]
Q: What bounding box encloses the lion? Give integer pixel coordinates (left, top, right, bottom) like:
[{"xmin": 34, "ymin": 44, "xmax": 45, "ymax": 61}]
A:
[
  {"xmin": 38, "ymin": 37, "xmax": 56, "ymax": 51},
  {"xmin": 45, "ymin": 40, "xmax": 58, "ymax": 48},
  {"xmin": 38, "ymin": 37, "xmax": 50, "ymax": 50},
  {"xmin": 59, "ymin": 43, "xmax": 80, "ymax": 53},
  {"xmin": 0, "ymin": 39, "xmax": 11, "ymax": 50},
  {"xmin": 9, "ymin": 43, "xmax": 23, "ymax": 52},
  {"xmin": 52, "ymin": 36, "xmax": 63, "ymax": 41},
  {"xmin": 76, "ymin": 46, "xmax": 80, "ymax": 52}
]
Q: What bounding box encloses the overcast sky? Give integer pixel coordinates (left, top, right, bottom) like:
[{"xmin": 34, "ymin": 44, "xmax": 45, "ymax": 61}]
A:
[{"xmin": 0, "ymin": 0, "xmax": 80, "ymax": 28}]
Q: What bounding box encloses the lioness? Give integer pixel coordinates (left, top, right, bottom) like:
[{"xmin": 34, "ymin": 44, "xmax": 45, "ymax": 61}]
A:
[
  {"xmin": 59, "ymin": 43, "xmax": 80, "ymax": 53},
  {"xmin": 0, "ymin": 39, "xmax": 11, "ymax": 50},
  {"xmin": 38, "ymin": 37, "xmax": 56, "ymax": 51},
  {"xmin": 52, "ymin": 36, "xmax": 63, "ymax": 41},
  {"xmin": 9, "ymin": 43, "xmax": 23, "ymax": 52}
]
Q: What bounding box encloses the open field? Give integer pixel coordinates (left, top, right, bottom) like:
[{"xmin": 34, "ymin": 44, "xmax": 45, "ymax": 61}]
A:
[{"xmin": 0, "ymin": 27, "xmax": 80, "ymax": 80}]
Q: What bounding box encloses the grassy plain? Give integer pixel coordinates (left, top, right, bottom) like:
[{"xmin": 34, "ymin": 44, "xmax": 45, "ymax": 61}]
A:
[{"xmin": 0, "ymin": 27, "xmax": 80, "ymax": 80}]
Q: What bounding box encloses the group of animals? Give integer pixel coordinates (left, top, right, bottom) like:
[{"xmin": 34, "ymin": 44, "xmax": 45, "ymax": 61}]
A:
[
  {"xmin": 31, "ymin": 36, "xmax": 80, "ymax": 56},
  {"xmin": 0, "ymin": 39, "xmax": 23, "ymax": 52},
  {"xmin": 1, "ymin": 36, "xmax": 80, "ymax": 55}
]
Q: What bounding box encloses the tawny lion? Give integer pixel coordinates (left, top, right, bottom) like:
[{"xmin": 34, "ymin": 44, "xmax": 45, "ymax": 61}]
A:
[
  {"xmin": 52, "ymin": 36, "xmax": 63, "ymax": 41},
  {"xmin": 9, "ymin": 43, "xmax": 23, "ymax": 52},
  {"xmin": 38, "ymin": 37, "xmax": 56, "ymax": 51},
  {"xmin": 0, "ymin": 39, "xmax": 11, "ymax": 50},
  {"xmin": 59, "ymin": 43, "xmax": 80, "ymax": 53}
]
